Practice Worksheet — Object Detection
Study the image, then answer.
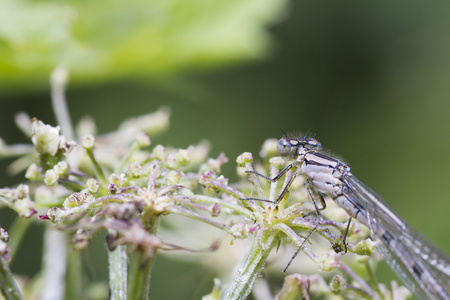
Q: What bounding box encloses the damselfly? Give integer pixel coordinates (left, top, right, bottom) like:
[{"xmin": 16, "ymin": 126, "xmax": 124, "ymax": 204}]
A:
[{"xmin": 248, "ymin": 135, "xmax": 450, "ymax": 300}]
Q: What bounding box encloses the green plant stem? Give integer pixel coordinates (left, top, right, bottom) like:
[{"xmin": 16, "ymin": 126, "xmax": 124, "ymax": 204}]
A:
[
  {"xmin": 167, "ymin": 206, "xmax": 233, "ymax": 235},
  {"xmin": 364, "ymin": 259, "xmax": 383, "ymax": 300},
  {"xmin": 6, "ymin": 218, "xmax": 31, "ymax": 263},
  {"xmin": 338, "ymin": 262, "xmax": 376, "ymax": 299},
  {"xmin": 85, "ymin": 148, "xmax": 107, "ymax": 187},
  {"xmin": 128, "ymin": 249, "xmax": 155, "ymax": 300},
  {"xmin": 109, "ymin": 245, "xmax": 128, "ymax": 300},
  {"xmin": 223, "ymin": 229, "xmax": 278, "ymax": 300},
  {"xmin": 116, "ymin": 142, "xmax": 139, "ymax": 174},
  {"xmin": 50, "ymin": 66, "xmax": 74, "ymax": 141},
  {"xmin": 41, "ymin": 227, "xmax": 67, "ymax": 300},
  {"xmin": 0, "ymin": 197, "xmax": 21, "ymax": 215},
  {"xmin": 0, "ymin": 257, "xmax": 24, "ymax": 300},
  {"xmin": 190, "ymin": 195, "xmax": 254, "ymax": 219},
  {"xmin": 128, "ymin": 216, "xmax": 159, "ymax": 300},
  {"xmin": 65, "ymin": 250, "xmax": 83, "ymax": 300}
]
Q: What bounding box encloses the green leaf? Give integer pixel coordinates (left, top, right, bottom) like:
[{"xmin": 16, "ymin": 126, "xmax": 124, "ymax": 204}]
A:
[{"xmin": 0, "ymin": 0, "xmax": 288, "ymax": 91}]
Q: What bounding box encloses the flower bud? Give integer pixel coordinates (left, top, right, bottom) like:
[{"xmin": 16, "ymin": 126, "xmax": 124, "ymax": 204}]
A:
[
  {"xmin": 330, "ymin": 275, "xmax": 346, "ymax": 294},
  {"xmin": 236, "ymin": 152, "xmax": 253, "ymax": 167},
  {"xmin": 129, "ymin": 161, "xmax": 144, "ymax": 177},
  {"xmin": 109, "ymin": 173, "xmax": 124, "ymax": 188},
  {"xmin": 0, "ymin": 240, "xmax": 9, "ymax": 259},
  {"xmin": 15, "ymin": 184, "xmax": 29, "ymax": 200},
  {"xmin": 152, "ymin": 145, "xmax": 165, "ymax": 161},
  {"xmin": 44, "ymin": 169, "xmax": 59, "ymax": 186},
  {"xmin": 108, "ymin": 184, "xmax": 118, "ymax": 194},
  {"xmin": 136, "ymin": 132, "xmax": 151, "ymax": 148},
  {"xmin": 54, "ymin": 161, "xmax": 68, "ymax": 176},
  {"xmin": 58, "ymin": 135, "xmax": 76, "ymax": 154},
  {"xmin": 63, "ymin": 193, "xmax": 94, "ymax": 209},
  {"xmin": 0, "ymin": 228, "xmax": 9, "ymax": 242},
  {"xmin": 86, "ymin": 178, "xmax": 99, "ymax": 193},
  {"xmin": 31, "ymin": 119, "xmax": 60, "ymax": 156},
  {"xmin": 259, "ymin": 138, "xmax": 278, "ymax": 158},
  {"xmin": 319, "ymin": 252, "xmax": 338, "ymax": 272},
  {"xmin": 269, "ymin": 157, "xmax": 285, "ymax": 169},
  {"xmin": 82, "ymin": 134, "xmax": 95, "ymax": 149},
  {"xmin": 210, "ymin": 203, "xmax": 221, "ymax": 217},
  {"xmin": 354, "ymin": 239, "xmax": 376, "ymax": 256},
  {"xmin": 15, "ymin": 199, "xmax": 37, "ymax": 218},
  {"xmin": 176, "ymin": 148, "xmax": 191, "ymax": 166},
  {"xmin": 25, "ymin": 163, "xmax": 42, "ymax": 180},
  {"xmin": 165, "ymin": 153, "xmax": 178, "ymax": 170},
  {"xmin": 166, "ymin": 171, "xmax": 183, "ymax": 185}
]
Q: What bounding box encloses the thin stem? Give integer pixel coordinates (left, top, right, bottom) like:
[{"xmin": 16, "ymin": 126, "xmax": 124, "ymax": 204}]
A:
[
  {"xmin": 85, "ymin": 148, "xmax": 107, "ymax": 187},
  {"xmin": 272, "ymin": 223, "xmax": 319, "ymax": 263},
  {"xmin": 166, "ymin": 206, "xmax": 232, "ymax": 235},
  {"xmin": 6, "ymin": 218, "xmax": 31, "ymax": 263},
  {"xmin": 345, "ymin": 284, "xmax": 374, "ymax": 299},
  {"xmin": 109, "ymin": 245, "xmax": 128, "ymax": 300},
  {"xmin": 209, "ymin": 180, "xmax": 247, "ymax": 199},
  {"xmin": 55, "ymin": 194, "xmax": 131, "ymax": 220},
  {"xmin": 186, "ymin": 195, "xmax": 254, "ymax": 219},
  {"xmin": 58, "ymin": 178, "xmax": 86, "ymax": 192},
  {"xmin": 128, "ymin": 250, "xmax": 154, "ymax": 300},
  {"xmin": 208, "ymin": 179, "xmax": 260, "ymax": 212},
  {"xmin": 0, "ymin": 197, "xmax": 20, "ymax": 214},
  {"xmin": 65, "ymin": 250, "xmax": 83, "ymax": 299},
  {"xmin": 116, "ymin": 142, "xmax": 140, "ymax": 174},
  {"xmin": 0, "ymin": 144, "xmax": 35, "ymax": 157},
  {"xmin": 223, "ymin": 230, "xmax": 278, "ymax": 300},
  {"xmin": 50, "ymin": 66, "xmax": 74, "ymax": 140},
  {"xmin": 338, "ymin": 262, "xmax": 377, "ymax": 299},
  {"xmin": 364, "ymin": 259, "xmax": 384, "ymax": 300},
  {"xmin": 268, "ymin": 165, "xmax": 281, "ymax": 203},
  {"xmin": 0, "ymin": 256, "xmax": 24, "ymax": 300},
  {"xmin": 41, "ymin": 227, "xmax": 67, "ymax": 300},
  {"xmin": 249, "ymin": 167, "xmax": 267, "ymax": 200},
  {"xmin": 128, "ymin": 216, "xmax": 159, "ymax": 300}
]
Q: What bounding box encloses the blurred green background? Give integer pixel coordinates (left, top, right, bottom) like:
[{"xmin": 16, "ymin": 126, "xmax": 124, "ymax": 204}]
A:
[{"xmin": 2, "ymin": 0, "xmax": 450, "ymax": 299}]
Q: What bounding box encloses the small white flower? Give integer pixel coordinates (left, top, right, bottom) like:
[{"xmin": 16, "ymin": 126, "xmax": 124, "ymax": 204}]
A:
[
  {"xmin": 31, "ymin": 119, "xmax": 60, "ymax": 156},
  {"xmin": 15, "ymin": 199, "xmax": 36, "ymax": 218},
  {"xmin": 54, "ymin": 161, "xmax": 68, "ymax": 176},
  {"xmin": 259, "ymin": 138, "xmax": 278, "ymax": 158},
  {"xmin": 166, "ymin": 171, "xmax": 183, "ymax": 185},
  {"xmin": 136, "ymin": 132, "xmax": 151, "ymax": 148},
  {"xmin": 82, "ymin": 134, "xmax": 95, "ymax": 149},
  {"xmin": 129, "ymin": 161, "xmax": 144, "ymax": 177},
  {"xmin": 86, "ymin": 178, "xmax": 99, "ymax": 193},
  {"xmin": 44, "ymin": 169, "xmax": 59, "ymax": 186},
  {"xmin": 109, "ymin": 173, "xmax": 125, "ymax": 188},
  {"xmin": 25, "ymin": 163, "xmax": 42, "ymax": 180},
  {"xmin": 236, "ymin": 152, "xmax": 253, "ymax": 166}
]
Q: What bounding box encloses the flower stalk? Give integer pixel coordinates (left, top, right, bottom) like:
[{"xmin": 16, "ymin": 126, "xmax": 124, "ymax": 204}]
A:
[
  {"xmin": 109, "ymin": 245, "xmax": 128, "ymax": 300},
  {"xmin": 127, "ymin": 216, "xmax": 159, "ymax": 300},
  {"xmin": 223, "ymin": 230, "xmax": 279, "ymax": 300},
  {"xmin": 0, "ymin": 256, "xmax": 24, "ymax": 300}
]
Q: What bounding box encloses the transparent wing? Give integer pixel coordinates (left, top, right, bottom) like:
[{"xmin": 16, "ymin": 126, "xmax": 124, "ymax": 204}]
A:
[{"xmin": 343, "ymin": 175, "xmax": 450, "ymax": 300}]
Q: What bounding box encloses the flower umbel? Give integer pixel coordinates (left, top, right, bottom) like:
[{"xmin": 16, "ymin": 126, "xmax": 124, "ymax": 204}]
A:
[
  {"xmin": 219, "ymin": 145, "xmax": 411, "ymax": 300},
  {"xmin": 0, "ymin": 105, "xmax": 411, "ymax": 299}
]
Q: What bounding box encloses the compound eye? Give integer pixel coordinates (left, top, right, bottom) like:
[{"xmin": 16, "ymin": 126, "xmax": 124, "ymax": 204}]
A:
[
  {"xmin": 306, "ymin": 138, "xmax": 321, "ymax": 149},
  {"xmin": 277, "ymin": 138, "xmax": 292, "ymax": 157}
]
